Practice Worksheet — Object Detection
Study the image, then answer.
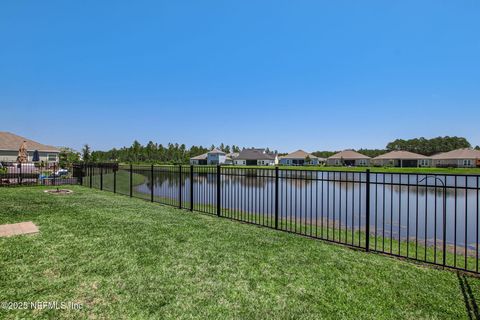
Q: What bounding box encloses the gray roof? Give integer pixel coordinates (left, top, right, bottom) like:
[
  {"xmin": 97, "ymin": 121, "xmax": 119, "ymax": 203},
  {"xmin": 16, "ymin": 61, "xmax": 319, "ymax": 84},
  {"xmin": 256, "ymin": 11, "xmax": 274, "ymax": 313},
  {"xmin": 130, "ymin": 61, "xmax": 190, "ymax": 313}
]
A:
[
  {"xmin": 0, "ymin": 131, "xmax": 59, "ymax": 152},
  {"xmin": 431, "ymin": 148, "xmax": 480, "ymax": 160},
  {"xmin": 190, "ymin": 152, "xmax": 208, "ymax": 160},
  {"xmin": 373, "ymin": 151, "xmax": 429, "ymax": 160},
  {"xmin": 279, "ymin": 149, "xmax": 322, "ymax": 160},
  {"xmin": 235, "ymin": 148, "xmax": 276, "ymax": 161},
  {"xmin": 328, "ymin": 150, "xmax": 371, "ymax": 160},
  {"xmin": 208, "ymin": 148, "xmax": 226, "ymax": 155}
]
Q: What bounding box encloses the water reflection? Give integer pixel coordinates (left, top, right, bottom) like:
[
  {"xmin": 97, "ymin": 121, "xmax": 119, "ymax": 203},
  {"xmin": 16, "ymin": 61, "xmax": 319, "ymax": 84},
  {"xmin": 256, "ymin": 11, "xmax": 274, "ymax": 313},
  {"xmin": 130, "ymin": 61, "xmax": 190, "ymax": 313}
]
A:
[{"xmin": 133, "ymin": 170, "xmax": 479, "ymax": 249}]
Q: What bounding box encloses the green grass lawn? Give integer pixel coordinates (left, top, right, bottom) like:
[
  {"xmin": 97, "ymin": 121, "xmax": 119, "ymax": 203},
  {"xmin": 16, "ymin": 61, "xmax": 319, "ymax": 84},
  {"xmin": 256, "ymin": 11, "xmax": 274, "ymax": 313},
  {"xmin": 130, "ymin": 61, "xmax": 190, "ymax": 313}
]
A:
[{"xmin": 1, "ymin": 186, "xmax": 480, "ymax": 319}]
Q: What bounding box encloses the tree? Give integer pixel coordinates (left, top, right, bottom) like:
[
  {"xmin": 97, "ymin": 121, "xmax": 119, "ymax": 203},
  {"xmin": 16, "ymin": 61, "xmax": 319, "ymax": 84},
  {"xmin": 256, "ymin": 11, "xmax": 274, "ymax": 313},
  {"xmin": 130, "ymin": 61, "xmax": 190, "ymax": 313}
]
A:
[
  {"xmin": 82, "ymin": 144, "xmax": 91, "ymax": 162},
  {"xmin": 305, "ymin": 155, "xmax": 311, "ymax": 164},
  {"xmin": 386, "ymin": 136, "xmax": 471, "ymax": 156},
  {"xmin": 59, "ymin": 147, "xmax": 80, "ymax": 168},
  {"xmin": 475, "ymin": 146, "xmax": 480, "ymax": 150}
]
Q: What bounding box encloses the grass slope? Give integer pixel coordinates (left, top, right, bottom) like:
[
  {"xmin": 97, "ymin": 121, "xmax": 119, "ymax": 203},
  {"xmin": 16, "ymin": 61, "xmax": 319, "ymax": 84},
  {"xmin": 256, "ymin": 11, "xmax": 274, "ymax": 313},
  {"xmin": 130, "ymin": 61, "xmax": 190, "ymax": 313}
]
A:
[{"xmin": 0, "ymin": 186, "xmax": 479, "ymax": 319}]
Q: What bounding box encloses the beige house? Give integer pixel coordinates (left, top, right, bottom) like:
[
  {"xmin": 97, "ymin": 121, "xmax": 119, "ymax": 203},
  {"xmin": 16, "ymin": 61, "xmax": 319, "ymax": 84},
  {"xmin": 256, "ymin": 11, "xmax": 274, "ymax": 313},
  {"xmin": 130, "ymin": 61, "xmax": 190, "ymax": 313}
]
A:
[
  {"xmin": 0, "ymin": 132, "xmax": 60, "ymax": 163},
  {"xmin": 372, "ymin": 151, "xmax": 431, "ymax": 167},
  {"xmin": 327, "ymin": 150, "xmax": 371, "ymax": 166},
  {"xmin": 279, "ymin": 150, "xmax": 325, "ymax": 166},
  {"xmin": 431, "ymin": 149, "xmax": 480, "ymax": 168}
]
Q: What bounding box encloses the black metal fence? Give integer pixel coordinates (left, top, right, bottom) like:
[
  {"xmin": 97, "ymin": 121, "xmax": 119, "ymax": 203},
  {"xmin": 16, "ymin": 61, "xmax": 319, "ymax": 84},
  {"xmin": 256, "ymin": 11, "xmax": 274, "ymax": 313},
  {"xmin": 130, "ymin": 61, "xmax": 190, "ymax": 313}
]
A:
[
  {"xmin": 78, "ymin": 164, "xmax": 480, "ymax": 274},
  {"xmin": 0, "ymin": 162, "xmax": 77, "ymax": 186}
]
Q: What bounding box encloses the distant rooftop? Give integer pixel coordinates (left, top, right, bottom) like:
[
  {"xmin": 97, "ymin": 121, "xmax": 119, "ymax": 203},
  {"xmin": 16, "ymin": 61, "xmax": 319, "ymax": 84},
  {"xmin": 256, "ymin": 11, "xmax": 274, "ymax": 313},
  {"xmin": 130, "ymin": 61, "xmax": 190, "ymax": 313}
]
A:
[
  {"xmin": 280, "ymin": 149, "xmax": 322, "ymax": 160},
  {"xmin": 328, "ymin": 150, "xmax": 371, "ymax": 160},
  {"xmin": 431, "ymin": 148, "xmax": 480, "ymax": 160},
  {"xmin": 236, "ymin": 148, "xmax": 276, "ymax": 161},
  {"xmin": 374, "ymin": 150, "xmax": 428, "ymax": 160},
  {"xmin": 0, "ymin": 131, "xmax": 59, "ymax": 152}
]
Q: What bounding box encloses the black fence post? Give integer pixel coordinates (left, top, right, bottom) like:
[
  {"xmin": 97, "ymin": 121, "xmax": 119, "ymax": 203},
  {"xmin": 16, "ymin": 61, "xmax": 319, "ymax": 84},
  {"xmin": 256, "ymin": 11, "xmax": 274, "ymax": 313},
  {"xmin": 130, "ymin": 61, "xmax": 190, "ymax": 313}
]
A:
[
  {"xmin": 129, "ymin": 164, "xmax": 133, "ymax": 197},
  {"xmin": 19, "ymin": 163, "xmax": 22, "ymax": 185},
  {"xmin": 79, "ymin": 164, "xmax": 83, "ymax": 186},
  {"xmin": 216, "ymin": 165, "xmax": 221, "ymax": 217},
  {"xmin": 151, "ymin": 164, "xmax": 154, "ymax": 202},
  {"xmin": 190, "ymin": 165, "xmax": 194, "ymax": 211},
  {"xmin": 100, "ymin": 165, "xmax": 103, "ymax": 191},
  {"xmin": 89, "ymin": 164, "xmax": 92, "ymax": 188},
  {"xmin": 53, "ymin": 163, "xmax": 56, "ymax": 186},
  {"xmin": 113, "ymin": 168, "xmax": 117, "ymax": 194},
  {"xmin": 275, "ymin": 166, "xmax": 279, "ymax": 229},
  {"xmin": 442, "ymin": 183, "xmax": 447, "ymax": 267},
  {"xmin": 365, "ymin": 169, "xmax": 371, "ymax": 252},
  {"xmin": 179, "ymin": 165, "xmax": 182, "ymax": 209}
]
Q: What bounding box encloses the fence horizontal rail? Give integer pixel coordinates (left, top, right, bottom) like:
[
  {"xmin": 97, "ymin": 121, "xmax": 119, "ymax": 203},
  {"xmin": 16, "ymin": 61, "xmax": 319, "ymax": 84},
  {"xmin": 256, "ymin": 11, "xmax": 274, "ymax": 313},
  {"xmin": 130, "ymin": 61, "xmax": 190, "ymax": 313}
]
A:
[
  {"xmin": 78, "ymin": 163, "xmax": 480, "ymax": 274},
  {"xmin": 0, "ymin": 162, "xmax": 77, "ymax": 186}
]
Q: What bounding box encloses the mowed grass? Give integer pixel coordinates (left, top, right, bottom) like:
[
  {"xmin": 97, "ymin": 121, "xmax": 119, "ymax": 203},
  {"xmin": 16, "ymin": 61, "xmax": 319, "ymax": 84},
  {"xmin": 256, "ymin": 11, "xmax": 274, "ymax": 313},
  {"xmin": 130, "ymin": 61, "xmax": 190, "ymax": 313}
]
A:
[{"xmin": 1, "ymin": 187, "xmax": 479, "ymax": 319}]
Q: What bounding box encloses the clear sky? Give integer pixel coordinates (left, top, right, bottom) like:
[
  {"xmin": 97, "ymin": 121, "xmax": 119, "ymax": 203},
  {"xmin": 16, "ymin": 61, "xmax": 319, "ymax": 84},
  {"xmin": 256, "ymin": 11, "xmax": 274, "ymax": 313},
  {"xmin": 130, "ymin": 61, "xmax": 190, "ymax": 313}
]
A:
[{"xmin": 1, "ymin": 1, "xmax": 479, "ymax": 152}]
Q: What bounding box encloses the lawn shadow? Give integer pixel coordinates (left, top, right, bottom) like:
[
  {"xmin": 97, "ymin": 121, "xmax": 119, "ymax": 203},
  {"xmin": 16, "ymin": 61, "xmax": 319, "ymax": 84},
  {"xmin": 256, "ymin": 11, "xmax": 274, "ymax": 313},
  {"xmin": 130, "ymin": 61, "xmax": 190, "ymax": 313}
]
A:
[{"xmin": 458, "ymin": 272, "xmax": 480, "ymax": 320}]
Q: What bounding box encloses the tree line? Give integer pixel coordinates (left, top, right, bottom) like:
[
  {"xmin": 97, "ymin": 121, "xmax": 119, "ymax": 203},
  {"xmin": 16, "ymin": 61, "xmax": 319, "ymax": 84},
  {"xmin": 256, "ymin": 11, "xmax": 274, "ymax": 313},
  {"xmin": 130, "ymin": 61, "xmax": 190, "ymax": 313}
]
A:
[
  {"xmin": 75, "ymin": 136, "xmax": 478, "ymax": 165},
  {"xmin": 81, "ymin": 141, "xmax": 248, "ymax": 164}
]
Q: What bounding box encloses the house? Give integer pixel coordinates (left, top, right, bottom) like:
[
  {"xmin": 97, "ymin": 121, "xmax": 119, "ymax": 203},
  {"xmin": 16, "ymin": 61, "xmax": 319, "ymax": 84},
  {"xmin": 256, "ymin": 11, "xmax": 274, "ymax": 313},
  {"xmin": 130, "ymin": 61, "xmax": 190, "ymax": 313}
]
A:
[
  {"xmin": 189, "ymin": 148, "xmax": 227, "ymax": 165},
  {"xmin": 431, "ymin": 148, "xmax": 480, "ymax": 168},
  {"xmin": 233, "ymin": 148, "xmax": 278, "ymax": 166},
  {"xmin": 326, "ymin": 150, "xmax": 371, "ymax": 166},
  {"xmin": 279, "ymin": 150, "xmax": 325, "ymax": 166},
  {"xmin": 225, "ymin": 152, "xmax": 239, "ymax": 165},
  {"xmin": 372, "ymin": 151, "xmax": 431, "ymax": 167},
  {"xmin": 0, "ymin": 131, "xmax": 60, "ymax": 163}
]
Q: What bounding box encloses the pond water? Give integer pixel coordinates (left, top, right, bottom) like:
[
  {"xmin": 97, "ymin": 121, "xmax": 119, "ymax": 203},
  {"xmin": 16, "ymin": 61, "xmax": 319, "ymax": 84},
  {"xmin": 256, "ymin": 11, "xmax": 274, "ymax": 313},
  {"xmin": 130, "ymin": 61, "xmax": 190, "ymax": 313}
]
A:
[{"xmin": 133, "ymin": 170, "xmax": 480, "ymax": 250}]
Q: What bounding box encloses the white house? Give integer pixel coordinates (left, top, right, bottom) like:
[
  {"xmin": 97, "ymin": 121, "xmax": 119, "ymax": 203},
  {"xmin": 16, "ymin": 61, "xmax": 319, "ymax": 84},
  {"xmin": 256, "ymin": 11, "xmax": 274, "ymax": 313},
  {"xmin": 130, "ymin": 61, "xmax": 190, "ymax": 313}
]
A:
[{"xmin": 190, "ymin": 148, "xmax": 228, "ymax": 165}]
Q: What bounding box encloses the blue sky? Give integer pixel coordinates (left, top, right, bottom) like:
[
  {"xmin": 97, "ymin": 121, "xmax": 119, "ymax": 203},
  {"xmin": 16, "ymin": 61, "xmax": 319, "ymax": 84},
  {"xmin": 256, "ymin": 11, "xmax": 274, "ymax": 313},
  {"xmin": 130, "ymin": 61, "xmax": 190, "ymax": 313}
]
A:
[{"xmin": 1, "ymin": 1, "xmax": 479, "ymax": 152}]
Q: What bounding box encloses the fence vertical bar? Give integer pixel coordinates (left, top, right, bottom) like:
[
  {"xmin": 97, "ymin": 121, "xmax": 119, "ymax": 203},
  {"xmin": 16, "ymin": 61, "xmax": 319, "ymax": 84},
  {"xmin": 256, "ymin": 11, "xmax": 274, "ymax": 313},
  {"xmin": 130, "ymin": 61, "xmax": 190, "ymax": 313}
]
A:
[
  {"xmin": 19, "ymin": 163, "xmax": 22, "ymax": 185},
  {"xmin": 365, "ymin": 169, "xmax": 371, "ymax": 251},
  {"xmin": 129, "ymin": 164, "xmax": 133, "ymax": 197},
  {"xmin": 442, "ymin": 181, "xmax": 447, "ymax": 267},
  {"xmin": 275, "ymin": 166, "xmax": 279, "ymax": 229},
  {"xmin": 151, "ymin": 164, "xmax": 154, "ymax": 202},
  {"xmin": 53, "ymin": 163, "xmax": 56, "ymax": 186},
  {"xmin": 190, "ymin": 165, "xmax": 194, "ymax": 211},
  {"xmin": 89, "ymin": 164, "xmax": 92, "ymax": 188},
  {"xmin": 113, "ymin": 168, "xmax": 117, "ymax": 194},
  {"xmin": 100, "ymin": 165, "xmax": 103, "ymax": 191},
  {"xmin": 179, "ymin": 165, "xmax": 182, "ymax": 209},
  {"xmin": 217, "ymin": 165, "xmax": 221, "ymax": 217}
]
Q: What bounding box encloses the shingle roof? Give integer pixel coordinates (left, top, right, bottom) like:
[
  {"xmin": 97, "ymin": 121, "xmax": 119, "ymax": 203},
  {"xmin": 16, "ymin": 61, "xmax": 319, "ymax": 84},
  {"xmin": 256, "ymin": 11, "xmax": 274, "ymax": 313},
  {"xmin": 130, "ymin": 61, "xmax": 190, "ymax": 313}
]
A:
[
  {"xmin": 328, "ymin": 150, "xmax": 371, "ymax": 160},
  {"xmin": 373, "ymin": 151, "xmax": 429, "ymax": 160},
  {"xmin": 235, "ymin": 148, "xmax": 276, "ymax": 160},
  {"xmin": 431, "ymin": 148, "xmax": 480, "ymax": 160},
  {"xmin": 280, "ymin": 150, "xmax": 321, "ymax": 160},
  {"xmin": 0, "ymin": 132, "xmax": 59, "ymax": 152},
  {"xmin": 190, "ymin": 152, "xmax": 208, "ymax": 160},
  {"xmin": 208, "ymin": 148, "xmax": 226, "ymax": 155}
]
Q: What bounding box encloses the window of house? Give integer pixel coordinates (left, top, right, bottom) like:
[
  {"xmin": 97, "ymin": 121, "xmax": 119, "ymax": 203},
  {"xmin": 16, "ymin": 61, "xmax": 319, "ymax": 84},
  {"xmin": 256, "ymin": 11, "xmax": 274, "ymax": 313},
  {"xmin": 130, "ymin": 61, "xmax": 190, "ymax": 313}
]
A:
[
  {"xmin": 48, "ymin": 154, "xmax": 57, "ymax": 162},
  {"xmin": 463, "ymin": 159, "xmax": 472, "ymax": 166},
  {"xmin": 419, "ymin": 159, "xmax": 429, "ymax": 167}
]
